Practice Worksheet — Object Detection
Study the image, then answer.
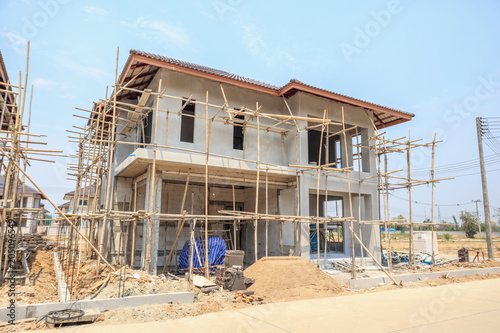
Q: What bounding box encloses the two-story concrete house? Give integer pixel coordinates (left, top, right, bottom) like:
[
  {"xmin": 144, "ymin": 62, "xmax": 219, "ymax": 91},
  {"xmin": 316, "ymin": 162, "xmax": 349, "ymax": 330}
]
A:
[{"xmin": 91, "ymin": 50, "xmax": 413, "ymax": 273}]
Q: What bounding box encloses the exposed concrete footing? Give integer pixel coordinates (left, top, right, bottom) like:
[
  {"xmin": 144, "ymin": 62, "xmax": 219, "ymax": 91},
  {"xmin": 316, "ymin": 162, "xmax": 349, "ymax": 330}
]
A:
[
  {"xmin": 52, "ymin": 252, "xmax": 70, "ymax": 302},
  {"xmin": 349, "ymin": 267, "xmax": 500, "ymax": 289},
  {"xmin": 0, "ymin": 292, "xmax": 194, "ymax": 322}
]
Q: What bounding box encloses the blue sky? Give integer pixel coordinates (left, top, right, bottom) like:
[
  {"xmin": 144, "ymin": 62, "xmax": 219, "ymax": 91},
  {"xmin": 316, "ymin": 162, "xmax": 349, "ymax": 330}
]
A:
[{"xmin": 1, "ymin": 0, "xmax": 499, "ymax": 223}]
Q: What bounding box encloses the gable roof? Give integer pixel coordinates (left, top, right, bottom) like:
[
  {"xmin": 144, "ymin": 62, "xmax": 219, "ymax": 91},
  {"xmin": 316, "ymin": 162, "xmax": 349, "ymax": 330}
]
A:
[
  {"xmin": 0, "ymin": 175, "xmax": 46, "ymax": 199},
  {"xmin": 63, "ymin": 186, "xmax": 96, "ymax": 200},
  {"xmin": 0, "ymin": 50, "xmax": 17, "ymax": 130},
  {"xmin": 115, "ymin": 49, "xmax": 413, "ymax": 128}
]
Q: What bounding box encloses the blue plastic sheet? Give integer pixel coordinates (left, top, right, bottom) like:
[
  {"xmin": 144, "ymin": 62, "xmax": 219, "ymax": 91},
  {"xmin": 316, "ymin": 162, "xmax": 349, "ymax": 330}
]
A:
[{"xmin": 178, "ymin": 235, "xmax": 226, "ymax": 272}]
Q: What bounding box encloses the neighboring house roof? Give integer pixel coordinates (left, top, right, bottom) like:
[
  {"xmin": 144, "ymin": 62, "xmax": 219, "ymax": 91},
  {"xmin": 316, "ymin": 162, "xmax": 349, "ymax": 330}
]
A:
[
  {"xmin": 0, "ymin": 50, "xmax": 17, "ymax": 130},
  {"xmin": 63, "ymin": 186, "xmax": 96, "ymax": 201},
  {"xmin": 0, "ymin": 175, "xmax": 46, "ymax": 199},
  {"xmin": 57, "ymin": 201, "xmax": 70, "ymax": 209},
  {"xmin": 114, "ymin": 49, "xmax": 414, "ymax": 128},
  {"xmin": 0, "ymin": 50, "xmax": 7, "ymax": 83}
]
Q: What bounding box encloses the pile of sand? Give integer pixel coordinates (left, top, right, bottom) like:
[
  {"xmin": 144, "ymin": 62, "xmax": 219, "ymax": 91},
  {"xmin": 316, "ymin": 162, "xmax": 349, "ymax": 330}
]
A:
[{"xmin": 244, "ymin": 256, "xmax": 345, "ymax": 302}]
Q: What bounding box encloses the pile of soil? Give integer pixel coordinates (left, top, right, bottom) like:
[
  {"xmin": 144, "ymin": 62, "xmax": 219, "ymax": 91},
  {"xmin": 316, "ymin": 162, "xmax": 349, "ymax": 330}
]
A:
[{"xmin": 244, "ymin": 257, "xmax": 345, "ymax": 302}]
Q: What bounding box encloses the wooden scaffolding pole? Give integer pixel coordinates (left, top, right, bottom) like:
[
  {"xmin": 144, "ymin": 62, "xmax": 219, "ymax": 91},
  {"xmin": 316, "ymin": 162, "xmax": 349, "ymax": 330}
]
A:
[
  {"xmin": 407, "ymin": 130, "xmax": 415, "ymax": 266},
  {"xmin": 204, "ymin": 90, "xmax": 211, "ymax": 277},
  {"xmin": 341, "ymin": 106, "xmax": 356, "ymax": 278},
  {"xmin": 254, "ymin": 103, "xmax": 260, "ymax": 263},
  {"xmin": 431, "ymin": 133, "xmax": 437, "ymax": 265},
  {"xmin": 316, "ymin": 109, "xmax": 326, "ymax": 268}
]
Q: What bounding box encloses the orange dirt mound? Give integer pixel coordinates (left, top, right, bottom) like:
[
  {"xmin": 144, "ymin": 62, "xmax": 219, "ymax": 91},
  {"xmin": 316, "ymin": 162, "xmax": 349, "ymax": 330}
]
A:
[{"xmin": 244, "ymin": 256, "xmax": 345, "ymax": 302}]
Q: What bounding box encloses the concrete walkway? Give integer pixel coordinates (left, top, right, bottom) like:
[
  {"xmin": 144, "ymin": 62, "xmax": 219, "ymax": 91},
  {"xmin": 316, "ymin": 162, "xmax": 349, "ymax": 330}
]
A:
[{"xmin": 65, "ymin": 279, "xmax": 500, "ymax": 332}]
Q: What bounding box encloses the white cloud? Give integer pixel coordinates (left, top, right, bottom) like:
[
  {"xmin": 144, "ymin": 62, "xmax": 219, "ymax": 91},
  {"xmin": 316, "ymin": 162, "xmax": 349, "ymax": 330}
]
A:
[
  {"xmin": 242, "ymin": 25, "xmax": 295, "ymax": 67},
  {"xmin": 32, "ymin": 78, "xmax": 56, "ymax": 89},
  {"xmin": 83, "ymin": 6, "xmax": 108, "ymax": 16},
  {"xmin": 1, "ymin": 32, "xmax": 28, "ymax": 55},
  {"xmin": 122, "ymin": 17, "xmax": 190, "ymax": 49},
  {"xmin": 54, "ymin": 56, "xmax": 108, "ymax": 81}
]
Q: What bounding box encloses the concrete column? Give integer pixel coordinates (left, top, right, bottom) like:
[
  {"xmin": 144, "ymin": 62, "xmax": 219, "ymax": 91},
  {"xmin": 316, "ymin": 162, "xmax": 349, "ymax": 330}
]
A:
[
  {"xmin": 27, "ymin": 196, "xmax": 34, "ymax": 232},
  {"xmin": 140, "ymin": 165, "xmax": 162, "ymax": 274},
  {"xmin": 361, "ymin": 128, "xmax": 371, "ymax": 173},
  {"xmin": 362, "ymin": 194, "xmax": 381, "ymax": 262},
  {"xmin": 141, "ymin": 166, "xmax": 152, "ymax": 270},
  {"xmin": 149, "ymin": 174, "xmax": 162, "ymax": 275},
  {"xmin": 299, "ymin": 178, "xmax": 310, "ymax": 259},
  {"xmin": 279, "ymin": 188, "xmax": 295, "ymax": 249}
]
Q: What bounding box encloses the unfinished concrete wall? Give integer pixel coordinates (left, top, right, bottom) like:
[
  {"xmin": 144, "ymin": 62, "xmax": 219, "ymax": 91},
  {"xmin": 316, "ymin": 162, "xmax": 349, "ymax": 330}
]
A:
[
  {"xmin": 295, "ymin": 91, "xmax": 381, "ymax": 262},
  {"xmin": 151, "ymin": 69, "xmax": 295, "ymax": 168},
  {"xmin": 111, "ymin": 69, "xmax": 382, "ymax": 265}
]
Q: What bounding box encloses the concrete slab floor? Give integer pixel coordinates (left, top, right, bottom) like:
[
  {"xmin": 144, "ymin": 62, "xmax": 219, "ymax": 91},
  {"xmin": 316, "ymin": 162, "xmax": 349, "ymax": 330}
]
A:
[{"xmin": 59, "ymin": 278, "xmax": 500, "ymax": 333}]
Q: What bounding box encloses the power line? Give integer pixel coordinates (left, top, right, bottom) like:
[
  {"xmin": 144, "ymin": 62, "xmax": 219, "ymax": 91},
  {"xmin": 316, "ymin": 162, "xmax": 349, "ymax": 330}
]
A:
[{"xmin": 389, "ymin": 193, "xmax": 474, "ymax": 207}]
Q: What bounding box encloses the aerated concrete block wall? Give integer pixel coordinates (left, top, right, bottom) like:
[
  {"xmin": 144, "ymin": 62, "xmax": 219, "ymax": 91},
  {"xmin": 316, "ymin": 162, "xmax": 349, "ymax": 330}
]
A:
[{"xmin": 110, "ymin": 68, "xmax": 383, "ymax": 266}]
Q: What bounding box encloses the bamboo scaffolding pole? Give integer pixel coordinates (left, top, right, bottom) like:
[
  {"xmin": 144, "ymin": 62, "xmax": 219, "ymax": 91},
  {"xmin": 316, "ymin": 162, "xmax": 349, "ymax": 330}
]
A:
[
  {"xmin": 0, "ymin": 145, "xmax": 114, "ymax": 270},
  {"xmin": 97, "ymin": 49, "xmax": 120, "ymax": 273},
  {"xmin": 408, "ymin": 131, "xmax": 414, "ymax": 266},
  {"xmin": 254, "ymin": 102, "xmax": 260, "ymax": 263},
  {"xmin": 341, "ymin": 106, "xmax": 356, "ymax": 278},
  {"xmin": 431, "ymin": 133, "xmax": 437, "ymax": 265},
  {"xmin": 324, "ymin": 108, "xmax": 329, "ymax": 268},
  {"xmin": 232, "ymin": 185, "xmax": 237, "ymax": 250},
  {"xmin": 204, "ymin": 90, "xmax": 210, "ymax": 277},
  {"xmin": 315, "ymin": 109, "xmax": 326, "ymax": 268},
  {"xmin": 382, "ymin": 150, "xmax": 391, "ymax": 273},
  {"xmin": 356, "ymin": 127, "xmax": 365, "ymax": 268},
  {"xmin": 265, "ymin": 136, "xmax": 269, "ymax": 257},
  {"xmin": 145, "ymin": 79, "xmax": 163, "ymax": 273}
]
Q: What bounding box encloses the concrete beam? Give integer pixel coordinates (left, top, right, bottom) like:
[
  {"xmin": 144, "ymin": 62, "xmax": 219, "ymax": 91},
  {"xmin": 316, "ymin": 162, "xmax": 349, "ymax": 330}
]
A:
[
  {"xmin": 0, "ymin": 292, "xmax": 194, "ymax": 322},
  {"xmin": 349, "ymin": 267, "xmax": 500, "ymax": 289},
  {"xmin": 52, "ymin": 253, "xmax": 70, "ymax": 302}
]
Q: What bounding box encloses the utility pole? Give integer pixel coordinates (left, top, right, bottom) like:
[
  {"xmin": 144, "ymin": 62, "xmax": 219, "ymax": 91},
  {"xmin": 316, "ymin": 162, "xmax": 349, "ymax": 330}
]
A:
[
  {"xmin": 476, "ymin": 117, "xmax": 494, "ymax": 259},
  {"xmin": 452, "ymin": 215, "xmax": 459, "ymax": 231},
  {"xmin": 472, "ymin": 199, "xmax": 482, "ymax": 237}
]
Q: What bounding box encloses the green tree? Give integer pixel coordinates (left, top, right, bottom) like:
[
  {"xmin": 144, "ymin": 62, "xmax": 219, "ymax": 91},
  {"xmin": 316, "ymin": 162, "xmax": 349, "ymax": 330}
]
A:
[
  {"xmin": 491, "ymin": 221, "xmax": 500, "ymax": 232},
  {"xmin": 422, "ymin": 218, "xmax": 432, "ymax": 231},
  {"xmin": 460, "ymin": 211, "xmax": 479, "ymax": 238},
  {"xmin": 393, "ymin": 214, "xmax": 408, "ymax": 231}
]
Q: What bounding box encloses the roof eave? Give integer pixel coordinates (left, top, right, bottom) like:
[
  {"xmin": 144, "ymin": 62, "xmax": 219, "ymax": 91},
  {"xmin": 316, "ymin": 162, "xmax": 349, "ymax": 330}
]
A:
[
  {"xmin": 279, "ymin": 82, "xmax": 414, "ymax": 126},
  {"xmin": 127, "ymin": 53, "xmax": 281, "ymax": 96}
]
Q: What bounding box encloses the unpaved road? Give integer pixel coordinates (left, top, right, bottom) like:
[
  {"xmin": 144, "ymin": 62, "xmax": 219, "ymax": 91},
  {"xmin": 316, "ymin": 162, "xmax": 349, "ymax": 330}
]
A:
[{"xmin": 60, "ymin": 278, "xmax": 500, "ymax": 333}]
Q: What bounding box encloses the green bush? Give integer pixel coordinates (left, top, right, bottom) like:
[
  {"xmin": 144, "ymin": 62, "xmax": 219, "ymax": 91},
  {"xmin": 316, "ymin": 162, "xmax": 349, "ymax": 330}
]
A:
[{"xmin": 443, "ymin": 233, "xmax": 451, "ymax": 241}]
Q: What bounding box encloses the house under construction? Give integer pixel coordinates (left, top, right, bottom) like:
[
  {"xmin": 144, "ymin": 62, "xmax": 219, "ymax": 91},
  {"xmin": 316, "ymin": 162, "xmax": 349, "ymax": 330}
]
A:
[
  {"xmin": 65, "ymin": 49, "xmax": 432, "ymax": 277},
  {"xmin": 0, "ymin": 45, "xmax": 450, "ymax": 293}
]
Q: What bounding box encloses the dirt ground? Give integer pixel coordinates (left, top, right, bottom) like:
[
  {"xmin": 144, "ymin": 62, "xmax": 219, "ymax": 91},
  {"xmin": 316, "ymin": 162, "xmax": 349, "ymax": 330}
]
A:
[
  {"xmin": 0, "ymin": 251, "xmax": 59, "ymax": 307},
  {"xmin": 1, "ymin": 285, "xmax": 261, "ymax": 332},
  {"xmin": 3, "ymin": 254, "xmax": 500, "ymax": 332},
  {"xmin": 2, "ymin": 237, "xmax": 500, "ymax": 332},
  {"xmin": 383, "ymin": 233, "xmax": 500, "ymax": 258}
]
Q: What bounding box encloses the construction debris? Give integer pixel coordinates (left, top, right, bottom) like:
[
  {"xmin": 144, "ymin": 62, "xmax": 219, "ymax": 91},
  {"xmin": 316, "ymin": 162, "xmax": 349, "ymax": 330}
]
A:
[
  {"xmin": 332, "ymin": 260, "xmax": 365, "ymax": 273},
  {"xmin": 18, "ymin": 234, "xmax": 54, "ymax": 252},
  {"xmin": 458, "ymin": 247, "xmax": 469, "ymax": 262}
]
